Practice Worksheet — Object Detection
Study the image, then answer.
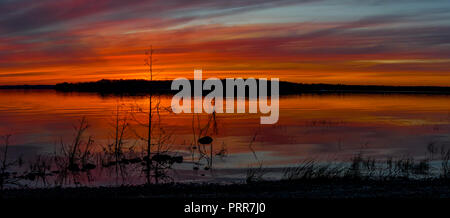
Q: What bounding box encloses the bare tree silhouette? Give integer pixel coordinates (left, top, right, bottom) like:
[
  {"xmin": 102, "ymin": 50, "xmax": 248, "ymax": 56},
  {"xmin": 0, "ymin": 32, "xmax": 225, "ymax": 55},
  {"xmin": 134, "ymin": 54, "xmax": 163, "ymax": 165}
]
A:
[{"xmin": 144, "ymin": 46, "xmax": 153, "ymax": 184}]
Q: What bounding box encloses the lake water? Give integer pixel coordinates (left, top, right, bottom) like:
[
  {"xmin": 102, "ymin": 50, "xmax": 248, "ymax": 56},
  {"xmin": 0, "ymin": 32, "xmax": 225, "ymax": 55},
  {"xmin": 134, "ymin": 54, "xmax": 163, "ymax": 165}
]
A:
[{"xmin": 1, "ymin": 90, "xmax": 449, "ymax": 184}]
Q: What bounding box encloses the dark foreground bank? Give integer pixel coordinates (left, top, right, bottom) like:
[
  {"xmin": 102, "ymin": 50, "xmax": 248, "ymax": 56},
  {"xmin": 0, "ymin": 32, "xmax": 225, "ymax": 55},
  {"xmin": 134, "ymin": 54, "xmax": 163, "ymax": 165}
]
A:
[
  {"xmin": 3, "ymin": 178, "xmax": 450, "ymax": 199},
  {"xmin": 2, "ymin": 180, "xmax": 449, "ymax": 217}
]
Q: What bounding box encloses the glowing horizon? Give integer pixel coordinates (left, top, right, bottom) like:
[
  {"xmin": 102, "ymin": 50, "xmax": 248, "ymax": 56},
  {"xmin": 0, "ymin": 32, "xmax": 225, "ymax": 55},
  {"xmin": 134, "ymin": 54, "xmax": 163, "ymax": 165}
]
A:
[{"xmin": 1, "ymin": 0, "xmax": 450, "ymax": 86}]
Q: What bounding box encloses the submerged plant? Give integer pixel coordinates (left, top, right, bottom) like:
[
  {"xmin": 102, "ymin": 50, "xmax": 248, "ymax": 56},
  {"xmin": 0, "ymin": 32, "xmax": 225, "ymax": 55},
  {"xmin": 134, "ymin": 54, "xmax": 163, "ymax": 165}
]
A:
[
  {"xmin": 0, "ymin": 135, "xmax": 23, "ymax": 192},
  {"xmin": 53, "ymin": 117, "xmax": 96, "ymax": 186}
]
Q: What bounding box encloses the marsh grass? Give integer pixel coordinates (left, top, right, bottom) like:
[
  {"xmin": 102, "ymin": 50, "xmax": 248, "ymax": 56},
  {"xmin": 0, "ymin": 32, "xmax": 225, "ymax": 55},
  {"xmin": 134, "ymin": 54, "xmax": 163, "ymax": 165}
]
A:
[
  {"xmin": 246, "ymin": 164, "xmax": 266, "ymax": 184},
  {"xmin": 282, "ymin": 160, "xmax": 345, "ymax": 181},
  {"xmin": 277, "ymin": 152, "xmax": 448, "ymax": 184},
  {"xmin": 441, "ymin": 148, "xmax": 450, "ymax": 178}
]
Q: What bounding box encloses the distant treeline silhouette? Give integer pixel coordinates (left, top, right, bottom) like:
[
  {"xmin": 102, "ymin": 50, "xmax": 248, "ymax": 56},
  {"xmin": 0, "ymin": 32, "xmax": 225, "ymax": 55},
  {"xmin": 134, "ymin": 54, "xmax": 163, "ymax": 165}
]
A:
[
  {"xmin": 0, "ymin": 85, "xmax": 54, "ymax": 89},
  {"xmin": 56, "ymin": 79, "xmax": 175, "ymax": 94},
  {"xmin": 1, "ymin": 79, "xmax": 450, "ymax": 95},
  {"xmin": 54, "ymin": 79, "xmax": 450, "ymax": 95}
]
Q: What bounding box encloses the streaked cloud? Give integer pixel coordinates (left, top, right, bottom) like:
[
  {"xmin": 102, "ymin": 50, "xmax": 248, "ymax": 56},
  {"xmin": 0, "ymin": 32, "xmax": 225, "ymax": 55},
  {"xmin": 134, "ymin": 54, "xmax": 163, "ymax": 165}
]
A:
[{"xmin": 0, "ymin": 0, "xmax": 450, "ymax": 85}]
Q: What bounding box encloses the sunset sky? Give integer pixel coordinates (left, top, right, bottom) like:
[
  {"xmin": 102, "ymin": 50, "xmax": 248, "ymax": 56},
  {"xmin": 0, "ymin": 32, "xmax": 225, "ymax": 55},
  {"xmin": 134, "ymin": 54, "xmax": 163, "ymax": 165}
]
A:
[{"xmin": 1, "ymin": 0, "xmax": 450, "ymax": 85}]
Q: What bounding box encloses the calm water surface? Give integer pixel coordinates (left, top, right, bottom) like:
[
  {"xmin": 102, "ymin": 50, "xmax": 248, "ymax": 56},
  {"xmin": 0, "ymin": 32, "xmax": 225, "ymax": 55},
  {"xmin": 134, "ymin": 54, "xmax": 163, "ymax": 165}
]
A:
[{"xmin": 1, "ymin": 90, "xmax": 449, "ymax": 183}]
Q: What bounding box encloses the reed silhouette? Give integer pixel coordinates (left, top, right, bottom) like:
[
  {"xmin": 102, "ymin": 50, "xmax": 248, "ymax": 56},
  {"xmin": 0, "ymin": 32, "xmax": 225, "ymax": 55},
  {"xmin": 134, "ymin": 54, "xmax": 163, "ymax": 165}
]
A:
[{"xmin": 0, "ymin": 135, "xmax": 22, "ymax": 193}]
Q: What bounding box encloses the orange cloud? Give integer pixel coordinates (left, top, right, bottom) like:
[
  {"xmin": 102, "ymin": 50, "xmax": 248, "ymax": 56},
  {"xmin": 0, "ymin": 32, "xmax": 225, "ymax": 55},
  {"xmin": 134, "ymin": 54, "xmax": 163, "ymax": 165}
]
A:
[{"xmin": 1, "ymin": 1, "xmax": 450, "ymax": 86}]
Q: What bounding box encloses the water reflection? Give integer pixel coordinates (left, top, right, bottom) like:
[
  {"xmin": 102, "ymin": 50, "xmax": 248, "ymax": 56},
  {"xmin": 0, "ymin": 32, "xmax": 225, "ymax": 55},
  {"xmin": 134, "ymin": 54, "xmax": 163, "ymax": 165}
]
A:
[{"xmin": 0, "ymin": 90, "xmax": 449, "ymax": 184}]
